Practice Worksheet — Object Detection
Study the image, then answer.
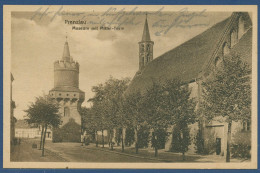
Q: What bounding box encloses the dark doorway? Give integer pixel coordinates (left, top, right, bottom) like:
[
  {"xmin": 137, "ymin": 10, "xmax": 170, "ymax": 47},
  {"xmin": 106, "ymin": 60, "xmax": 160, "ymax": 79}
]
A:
[{"xmin": 216, "ymin": 138, "xmax": 221, "ymax": 155}]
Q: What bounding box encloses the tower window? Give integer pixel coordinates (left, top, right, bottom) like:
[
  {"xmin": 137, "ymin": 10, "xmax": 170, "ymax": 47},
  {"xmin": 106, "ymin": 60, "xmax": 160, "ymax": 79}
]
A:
[
  {"xmin": 147, "ymin": 44, "xmax": 150, "ymax": 51},
  {"xmin": 64, "ymin": 107, "xmax": 70, "ymax": 117},
  {"xmin": 67, "ymin": 94, "xmax": 69, "ymax": 96},
  {"xmin": 59, "ymin": 93, "xmax": 61, "ymax": 96},
  {"xmin": 141, "ymin": 44, "xmax": 144, "ymax": 52}
]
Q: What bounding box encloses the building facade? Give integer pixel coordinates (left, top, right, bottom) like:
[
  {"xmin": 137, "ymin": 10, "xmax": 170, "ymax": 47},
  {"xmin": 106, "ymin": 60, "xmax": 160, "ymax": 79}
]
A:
[
  {"xmin": 15, "ymin": 120, "xmax": 52, "ymax": 140},
  {"xmin": 49, "ymin": 39, "xmax": 85, "ymax": 142},
  {"xmin": 126, "ymin": 12, "xmax": 252, "ymax": 156}
]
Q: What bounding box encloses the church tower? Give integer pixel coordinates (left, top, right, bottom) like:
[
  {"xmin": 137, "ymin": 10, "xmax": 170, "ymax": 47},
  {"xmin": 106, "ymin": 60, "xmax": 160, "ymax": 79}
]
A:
[
  {"xmin": 49, "ymin": 38, "xmax": 85, "ymax": 142},
  {"xmin": 139, "ymin": 15, "xmax": 154, "ymax": 70}
]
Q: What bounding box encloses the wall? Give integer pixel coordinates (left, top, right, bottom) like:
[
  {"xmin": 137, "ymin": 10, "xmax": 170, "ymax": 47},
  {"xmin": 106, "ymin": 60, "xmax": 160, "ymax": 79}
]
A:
[
  {"xmin": 58, "ymin": 99, "xmax": 82, "ymax": 126},
  {"xmin": 54, "ymin": 60, "xmax": 79, "ymax": 88}
]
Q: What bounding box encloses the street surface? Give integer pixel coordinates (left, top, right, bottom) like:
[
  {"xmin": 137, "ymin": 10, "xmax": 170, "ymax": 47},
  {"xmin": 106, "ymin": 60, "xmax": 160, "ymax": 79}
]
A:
[{"xmin": 11, "ymin": 138, "xmax": 247, "ymax": 163}]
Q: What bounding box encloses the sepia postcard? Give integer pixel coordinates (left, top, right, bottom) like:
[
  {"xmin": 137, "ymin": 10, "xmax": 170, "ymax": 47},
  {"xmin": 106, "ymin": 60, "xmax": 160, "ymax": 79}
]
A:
[{"xmin": 3, "ymin": 5, "xmax": 258, "ymax": 169}]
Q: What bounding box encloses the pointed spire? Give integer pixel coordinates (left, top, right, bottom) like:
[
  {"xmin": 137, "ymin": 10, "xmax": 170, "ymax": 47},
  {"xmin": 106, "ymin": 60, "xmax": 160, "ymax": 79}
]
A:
[
  {"xmin": 142, "ymin": 13, "xmax": 151, "ymax": 41},
  {"xmin": 62, "ymin": 34, "xmax": 70, "ymax": 61}
]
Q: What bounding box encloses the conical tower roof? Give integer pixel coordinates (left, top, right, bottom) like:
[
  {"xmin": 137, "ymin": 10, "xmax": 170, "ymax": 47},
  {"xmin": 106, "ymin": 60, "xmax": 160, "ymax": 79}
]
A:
[
  {"xmin": 142, "ymin": 16, "xmax": 151, "ymax": 41},
  {"xmin": 62, "ymin": 41, "xmax": 70, "ymax": 61}
]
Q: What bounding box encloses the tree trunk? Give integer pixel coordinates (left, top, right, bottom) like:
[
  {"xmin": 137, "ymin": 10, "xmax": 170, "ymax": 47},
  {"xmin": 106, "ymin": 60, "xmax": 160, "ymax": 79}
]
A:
[
  {"xmin": 154, "ymin": 135, "xmax": 158, "ymax": 157},
  {"xmin": 41, "ymin": 125, "xmax": 47, "ymax": 157},
  {"xmin": 182, "ymin": 151, "xmax": 186, "ymax": 161},
  {"xmin": 39, "ymin": 126, "xmax": 44, "ymax": 150},
  {"xmin": 121, "ymin": 128, "xmax": 124, "ymax": 152},
  {"xmin": 110, "ymin": 129, "xmax": 114, "ymax": 150},
  {"xmin": 226, "ymin": 121, "xmax": 232, "ymax": 162},
  {"xmin": 101, "ymin": 129, "xmax": 104, "ymax": 148},
  {"xmin": 179, "ymin": 129, "xmax": 186, "ymax": 161},
  {"xmin": 95, "ymin": 130, "xmax": 98, "ymax": 147},
  {"xmin": 134, "ymin": 128, "xmax": 138, "ymax": 154}
]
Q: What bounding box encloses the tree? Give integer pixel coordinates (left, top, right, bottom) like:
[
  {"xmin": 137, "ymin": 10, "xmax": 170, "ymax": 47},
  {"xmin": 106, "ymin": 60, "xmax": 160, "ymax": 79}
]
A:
[
  {"xmin": 88, "ymin": 76, "xmax": 130, "ymax": 150},
  {"xmin": 123, "ymin": 91, "xmax": 147, "ymax": 154},
  {"xmin": 88, "ymin": 83, "xmax": 107, "ymax": 148},
  {"xmin": 201, "ymin": 55, "xmax": 251, "ymax": 162},
  {"xmin": 116, "ymin": 98, "xmax": 129, "ymax": 152},
  {"xmin": 143, "ymin": 82, "xmax": 171, "ymax": 157},
  {"xmin": 24, "ymin": 95, "xmax": 61, "ymax": 156},
  {"xmin": 102, "ymin": 77, "xmax": 130, "ymax": 150},
  {"xmin": 124, "ymin": 127, "xmax": 135, "ymax": 147},
  {"xmin": 164, "ymin": 79, "xmax": 196, "ymax": 160},
  {"xmin": 91, "ymin": 102, "xmax": 107, "ymax": 148},
  {"xmin": 80, "ymin": 107, "xmax": 97, "ymax": 144},
  {"xmin": 143, "ymin": 79, "xmax": 196, "ymax": 158},
  {"xmin": 24, "ymin": 99, "xmax": 45, "ymax": 150}
]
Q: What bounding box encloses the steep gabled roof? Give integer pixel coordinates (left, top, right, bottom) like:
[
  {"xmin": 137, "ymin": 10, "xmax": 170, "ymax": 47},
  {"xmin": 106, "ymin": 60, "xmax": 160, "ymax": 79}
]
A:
[{"xmin": 126, "ymin": 16, "xmax": 232, "ymax": 95}]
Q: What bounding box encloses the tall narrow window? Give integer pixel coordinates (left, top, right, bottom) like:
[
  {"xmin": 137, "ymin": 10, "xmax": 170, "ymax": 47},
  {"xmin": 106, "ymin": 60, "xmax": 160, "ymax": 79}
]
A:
[
  {"xmin": 223, "ymin": 42, "xmax": 230, "ymax": 56},
  {"xmin": 147, "ymin": 44, "xmax": 150, "ymax": 51},
  {"xmin": 141, "ymin": 44, "xmax": 144, "ymax": 52},
  {"xmin": 230, "ymin": 29, "xmax": 238, "ymax": 48},
  {"xmin": 64, "ymin": 107, "xmax": 70, "ymax": 117},
  {"xmin": 146, "ymin": 54, "xmax": 149, "ymax": 63},
  {"xmin": 238, "ymin": 16, "xmax": 245, "ymax": 39}
]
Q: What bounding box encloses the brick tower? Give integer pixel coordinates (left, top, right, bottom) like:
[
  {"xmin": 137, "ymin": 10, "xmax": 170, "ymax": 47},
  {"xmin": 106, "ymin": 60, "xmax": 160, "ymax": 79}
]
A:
[
  {"xmin": 139, "ymin": 15, "xmax": 154, "ymax": 70},
  {"xmin": 49, "ymin": 38, "xmax": 85, "ymax": 142}
]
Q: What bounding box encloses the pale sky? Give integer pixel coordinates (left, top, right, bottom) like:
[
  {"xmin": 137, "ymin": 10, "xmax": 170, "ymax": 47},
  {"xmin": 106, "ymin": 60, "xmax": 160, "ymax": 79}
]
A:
[{"xmin": 11, "ymin": 8, "xmax": 232, "ymax": 119}]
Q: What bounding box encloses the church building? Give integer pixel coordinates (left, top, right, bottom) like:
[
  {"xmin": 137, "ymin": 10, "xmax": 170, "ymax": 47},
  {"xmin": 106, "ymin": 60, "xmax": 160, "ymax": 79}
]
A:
[
  {"xmin": 126, "ymin": 12, "xmax": 252, "ymax": 156},
  {"xmin": 49, "ymin": 39, "xmax": 85, "ymax": 142}
]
